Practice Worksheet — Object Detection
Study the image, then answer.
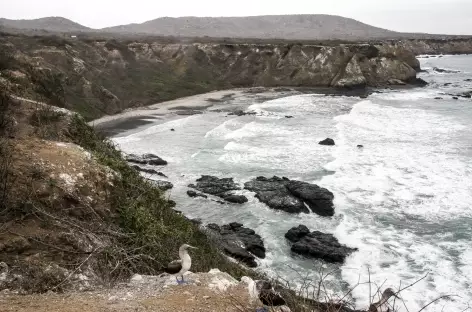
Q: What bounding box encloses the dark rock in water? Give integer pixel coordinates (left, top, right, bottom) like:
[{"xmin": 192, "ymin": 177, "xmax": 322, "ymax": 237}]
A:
[
  {"xmin": 168, "ymin": 200, "xmax": 176, "ymax": 208},
  {"xmin": 126, "ymin": 153, "xmax": 168, "ymax": 166},
  {"xmin": 452, "ymin": 97, "xmax": 459, "ymax": 100},
  {"xmin": 131, "ymin": 165, "xmax": 168, "ymax": 177},
  {"xmin": 359, "ymin": 94, "xmax": 368, "ymax": 99},
  {"xmin": 132, "ymin": 165, "xmax": 158, "ymax": 174},
  {"xmin": 244, "ymin": 176, "xmax": 334, "ymax": 216},
  {"xmin": 460, "ymin": 91, "xmax": 472, "ymax": 98},
  {"xmin": 245, "ymin": 176, "xmax": 307, "ymax": 214},
  {"xmin": 465, "ymin": 79, "xmax": 472, "ymax": 82},
  {"xmin": 189, "ymin": 175, "xmax": 240, "ymax": 195},
  {"xmin": 433, "ymin": 67, "xmax": 459, "ymax": 74},
  {"xmin": 223, "ymin": 194, "xmax": 249, "ymax": 204},
  {"xmin": 434, "ymin": 97, "xmax": 443, "ymax": 100},
  {"xmin": 228, "ymin": 110, "xmax": 256, "ymax": 117},
  {"xmin": 187, "ymin": 190, "xmax": 208, "ymax": 199},
  {"xmin": 285, "ymin": 225, "xmax": 310, "ymax": 242},
  {"xmin": 357, "ymin": 145, "xmax": 364, "ymax": 148},
  {"xmin": 285, "ymin": 115, "xmax": 294, "ymax": 118},
  {"xmin": 285, "ymin": 225, "xmax": 357, "ymax": 263},
  {"xmin": 409, "ymin": 77, "xmax": 428, "ymax": 86},
  {"xmin": 126, "ymin": 154, "xmax": 147, "ymax": 165},
  {"xmin": 206, "ymin": 222, "xmax": 265, "ymax": 267},
  {"xmin": 144, "ymin": 154, "xmax": 168, "ymax": 166},
  {"xmin": 444, "ymin": 83, "xmax": 452, "ymax": 86},
  {"xmin": 286, "ymin": 181, "xmax": 335, "ymax": 216},
  {"xmin": 189, "ymin": 175, "xmax": 247, "ymax": 204},
  {"xmin": 274, "ymin": 87, "xmax": 293, "ymax": 92},
  {"xmin": 170, "ymin": 128, "xmax": 175, "ymax": 131},
  {"xmin": 149, "ymin": 180, "xmax": 174, "ymax": 191},
  {"xmin": 319, "ymin": 138, "xmax": 335, "ymax": 146}
]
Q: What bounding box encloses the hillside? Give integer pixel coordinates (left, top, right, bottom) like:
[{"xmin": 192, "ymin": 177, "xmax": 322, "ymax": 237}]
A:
[
  {"xmin": 102, "ymin": 14, "xmax": 402, "ymax": 40},
  {"xmin": 1, "ymin": 14, "xmax": 405, "ymax": 40},
  {"xmin": 0, "ymin": 17, "xmax": 90, "ymax": 33}
]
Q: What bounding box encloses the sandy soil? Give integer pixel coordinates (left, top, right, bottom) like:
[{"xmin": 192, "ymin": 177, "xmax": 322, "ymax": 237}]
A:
[{"xmin": 0, "ymin": 272, "xmax": 259, "ymax": 312}]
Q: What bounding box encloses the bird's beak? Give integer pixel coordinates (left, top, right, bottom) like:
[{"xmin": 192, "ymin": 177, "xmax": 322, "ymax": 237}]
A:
[{"xmin": 188, "ymin": 245, "xmax": 198, "ymax": 249}]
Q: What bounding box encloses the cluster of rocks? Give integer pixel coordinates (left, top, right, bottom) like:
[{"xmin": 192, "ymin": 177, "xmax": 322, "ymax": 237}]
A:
[
  {"xmin": 285, "ymin": 225, "xmax": 357, "ymax": 263},
  {"xmin": 227, "ymin": 110, "xmax": 257, "ymax": 117},
  {"xmin": 188, "ymin": 176, "xmax": 248, "ymax": 204},
  {"xmin": 451, "ymin": 91, "xmax": 472, "ymax": 99},
  {"xmin": 244, "ymin": 176, "xmax": 335, "ymax": 216},
  {"xmin": 125, "ymin": 153, "xmax": 168, "ymax": 166},
  {"xmin": 126, "ymin": 153, "xmax": 172, "ymax": 191},
  {"xmin": 206, "ymin": 222, "xmax": 265, "ymax": 267},
  {"xmin": 131, "ymin": 165, "xmax": 167, "ymax": 177},
  {"xmin": 433, "ymin": 67, "xmax": 460, "ymax": 74},
  {"xmin": 435, "ymin": 91, "xmax": 472, "ymax": 100}
]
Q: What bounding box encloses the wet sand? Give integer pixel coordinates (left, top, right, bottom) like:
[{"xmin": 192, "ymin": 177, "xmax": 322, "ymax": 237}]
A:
[{"xmin": 89, "ymin": 87, "xmax": 371, "ymax": 137}]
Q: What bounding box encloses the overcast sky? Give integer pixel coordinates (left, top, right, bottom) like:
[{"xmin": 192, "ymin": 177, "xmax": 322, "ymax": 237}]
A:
[{"xmin": 1, "ymin": 0, "xmax": 471, "ymax": 35}]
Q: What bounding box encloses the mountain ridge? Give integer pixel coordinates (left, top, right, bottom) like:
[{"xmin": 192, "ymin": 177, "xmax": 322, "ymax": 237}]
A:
[
  {"xmin": 0, "ymin": 16, "xmax": 90, "ymax": 32},
  {"xmin": 0, "ymin": 14, "xmax": 422, "ymax": 40}
]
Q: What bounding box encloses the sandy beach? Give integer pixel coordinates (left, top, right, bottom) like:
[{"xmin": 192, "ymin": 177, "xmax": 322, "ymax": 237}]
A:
[{"xmin": 87, "ymin": 89, "xmax": 251, "ymax": 135}]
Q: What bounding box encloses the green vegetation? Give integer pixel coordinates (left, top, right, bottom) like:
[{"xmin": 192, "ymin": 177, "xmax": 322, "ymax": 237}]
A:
[{"xmin": 67, "ymin": 115, "xmax": 252, "ymax": 280}]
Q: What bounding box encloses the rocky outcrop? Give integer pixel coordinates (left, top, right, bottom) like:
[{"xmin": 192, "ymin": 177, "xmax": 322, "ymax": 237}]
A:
[
  {"xmin": 285, "ymin": 225, "xmax": 357, "ymax": 263},
  {"xmin": 188, "ymin": 176, "xmax": 248, "ymax": 204},
  {"xmin": 206, "ymin": 223, "xmax": 265, "ymax": 267},
  {"xmin": 126, "ymin": 153, "xmax": 168, "ymax": 166},
  {"xmin": 244, "ymin": 176, "xmax": 335, "ymax": 216}
]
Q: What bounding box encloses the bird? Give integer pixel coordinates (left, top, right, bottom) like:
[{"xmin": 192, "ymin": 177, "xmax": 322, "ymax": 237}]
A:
[
  {"xmin": 163, "ymin": 244, "xmax": 197, "ymax": 285},
  {"xmin": 368, "ymin": 288, "xmax": 400, "ymax": 312},
  {"xmin": 241, "ymin": 276, "xmax": 291, "ymax": 312}
]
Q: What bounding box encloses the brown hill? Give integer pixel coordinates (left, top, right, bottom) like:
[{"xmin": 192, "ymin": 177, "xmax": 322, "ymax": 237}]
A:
[
  {"xmin": 103, "ymin": 14, "xmax": 404, "ymax": 40},
  {"xmin": 0, "ymin": 16, "xmax": 90, "ymax": 33}
]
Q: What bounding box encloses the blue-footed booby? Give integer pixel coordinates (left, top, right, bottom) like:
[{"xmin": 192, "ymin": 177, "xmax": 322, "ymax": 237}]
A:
[{"xmin": 163, "ymin": 244, "xmax": 197, "ymax": 285}]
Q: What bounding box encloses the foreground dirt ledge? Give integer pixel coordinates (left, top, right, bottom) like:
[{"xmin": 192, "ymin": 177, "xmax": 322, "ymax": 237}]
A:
[{"xmin": 0, "ymin": 270, "xmax": 263, "ymax": 312}]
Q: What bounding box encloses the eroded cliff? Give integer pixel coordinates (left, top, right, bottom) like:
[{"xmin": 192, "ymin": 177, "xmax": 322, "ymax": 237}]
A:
[{"xmin": 0, "ymin": 34, "xmax": 421, "ymax": 119}]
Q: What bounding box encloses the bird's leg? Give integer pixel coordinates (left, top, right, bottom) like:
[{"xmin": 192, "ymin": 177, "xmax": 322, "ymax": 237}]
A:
[{"xmin": 176, "ymin": 276, "xmax": 183, "ymax": 285}]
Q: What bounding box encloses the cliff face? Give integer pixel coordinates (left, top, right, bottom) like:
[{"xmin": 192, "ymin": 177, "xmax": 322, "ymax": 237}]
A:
[
  {"xmin": 0, "ymin": 34, "xmax": 420, "ymax": 119},
  {"xmin": 386, "ymin": 39, "xmax": 472, "ymax": 55}
]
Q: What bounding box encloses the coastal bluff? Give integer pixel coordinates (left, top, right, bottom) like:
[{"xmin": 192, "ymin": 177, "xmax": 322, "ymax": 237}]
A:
[{"xmin": 1, "ymin": 34, "xmax": 421, "ymax": 119}]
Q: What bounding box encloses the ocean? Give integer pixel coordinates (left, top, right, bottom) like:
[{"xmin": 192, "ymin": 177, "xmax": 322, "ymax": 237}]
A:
[{"xmin": 112, "ymin": 55, "xmax": 472, "ymax": 311}]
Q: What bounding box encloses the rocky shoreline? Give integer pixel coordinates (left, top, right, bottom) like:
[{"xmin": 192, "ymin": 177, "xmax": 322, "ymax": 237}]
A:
[{"xmin": 124, "ymin": 151, "xmax": 357, "ymax": 267}]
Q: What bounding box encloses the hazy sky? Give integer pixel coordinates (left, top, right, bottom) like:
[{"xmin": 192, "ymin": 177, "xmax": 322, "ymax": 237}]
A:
[{"xmin": 1, "ymin": 0, "xmax": 471, "ymax": 35}]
